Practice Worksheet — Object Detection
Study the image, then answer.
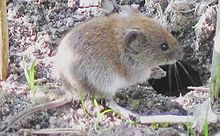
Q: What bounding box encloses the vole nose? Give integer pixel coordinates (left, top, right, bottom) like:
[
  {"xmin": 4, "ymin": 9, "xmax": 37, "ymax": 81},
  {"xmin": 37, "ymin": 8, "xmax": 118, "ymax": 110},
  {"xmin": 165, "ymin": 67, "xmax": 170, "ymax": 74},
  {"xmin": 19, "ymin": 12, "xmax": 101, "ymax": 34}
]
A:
[
  {"xmin": 174, "ymin": 48, "xmax": 183, "ymax": 60},
  {"xmin": 167, "ymin": 48, "xmax": 183, "ymax": 64}
]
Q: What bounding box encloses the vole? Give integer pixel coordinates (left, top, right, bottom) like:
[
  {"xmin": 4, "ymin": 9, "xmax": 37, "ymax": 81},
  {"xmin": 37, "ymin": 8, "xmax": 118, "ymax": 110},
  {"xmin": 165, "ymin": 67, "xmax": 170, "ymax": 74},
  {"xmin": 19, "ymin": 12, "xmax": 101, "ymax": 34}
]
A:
[{"xmin": 1, "ymin": 0, "xmax": 183, "ymax": 131}]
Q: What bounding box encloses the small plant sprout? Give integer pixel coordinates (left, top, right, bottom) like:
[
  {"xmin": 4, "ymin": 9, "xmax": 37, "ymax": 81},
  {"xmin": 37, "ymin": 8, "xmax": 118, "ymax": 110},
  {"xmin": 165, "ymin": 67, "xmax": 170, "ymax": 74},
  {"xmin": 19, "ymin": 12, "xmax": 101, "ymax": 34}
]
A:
[
  {"xmin": 79, "ymin": 92, "xmax": 92, "ymax": 118},
  {"xmin": 93, "ymin": 99, "xmax": 113, "ymax": 132},
  {"xmin": 22, "ymin": 57, "xmax": 38, "ymax": 102}
]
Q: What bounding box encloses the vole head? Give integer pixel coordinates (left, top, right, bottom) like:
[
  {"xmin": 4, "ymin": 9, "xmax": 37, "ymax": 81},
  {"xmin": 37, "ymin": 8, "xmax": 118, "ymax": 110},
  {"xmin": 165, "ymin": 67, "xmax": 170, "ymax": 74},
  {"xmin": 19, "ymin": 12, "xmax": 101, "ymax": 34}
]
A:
[
  {"xmin": 101, "ymin": 0, "xmax": 183, "ymax": 67},
  {"xmin": 122, "ymin": 24, "xmax": 183, "ymax": 67}
]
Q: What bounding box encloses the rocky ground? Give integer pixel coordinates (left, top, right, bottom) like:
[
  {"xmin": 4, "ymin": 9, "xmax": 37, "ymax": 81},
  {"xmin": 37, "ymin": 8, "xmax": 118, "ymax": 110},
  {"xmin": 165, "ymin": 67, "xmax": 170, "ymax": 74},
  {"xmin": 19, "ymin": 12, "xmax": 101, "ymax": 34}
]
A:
[{"xmin": 0, "ymin": 0, "xmax": 219, "ymax": 135}]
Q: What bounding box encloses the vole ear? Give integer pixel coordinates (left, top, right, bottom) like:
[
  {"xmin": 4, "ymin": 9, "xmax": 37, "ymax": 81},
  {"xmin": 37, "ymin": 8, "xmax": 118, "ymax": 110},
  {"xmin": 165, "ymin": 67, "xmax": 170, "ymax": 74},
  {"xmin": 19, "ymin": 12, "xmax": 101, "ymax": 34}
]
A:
[
  {"xmin": 123, "ymin": 29, "xmax": 147, "ymax": 54},
  {"xmin": 119, "ymin": 5, "xmax": 140, "ymax": 17},
  {"xmin": 100, "ymin": 0, "xmax": 117, "ymax": 15},
  {"xmin": 100, "ymin": 0, "xmax": 140, "ymax": 16}
]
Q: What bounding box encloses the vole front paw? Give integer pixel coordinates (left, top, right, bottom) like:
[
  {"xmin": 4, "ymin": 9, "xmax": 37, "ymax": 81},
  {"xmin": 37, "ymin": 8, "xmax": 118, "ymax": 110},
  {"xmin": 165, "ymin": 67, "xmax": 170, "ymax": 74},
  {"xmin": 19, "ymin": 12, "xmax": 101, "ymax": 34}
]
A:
[{"xmin": 150, "ymin": 67, "xmax": 166, "ymax": 79}]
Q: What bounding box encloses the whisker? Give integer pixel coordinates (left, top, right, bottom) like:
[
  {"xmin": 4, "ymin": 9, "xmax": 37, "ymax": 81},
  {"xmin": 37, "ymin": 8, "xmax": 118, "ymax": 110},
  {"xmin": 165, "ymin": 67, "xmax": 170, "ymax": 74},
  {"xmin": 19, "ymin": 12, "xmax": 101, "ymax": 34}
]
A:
[
  {"xmin": 177, "ymin": 61, "xmax": 196, "ymax": 85},
  {"xmin": 174, "ymin": 63, "xmax": 181, "ymax": 92},
  {"xmin": 150, "ymin": 79, "xmax": 156, "ymax": 86},
  {"xmin": 168, "ymin": 64, "xmax": 172, "ymax": 94}
]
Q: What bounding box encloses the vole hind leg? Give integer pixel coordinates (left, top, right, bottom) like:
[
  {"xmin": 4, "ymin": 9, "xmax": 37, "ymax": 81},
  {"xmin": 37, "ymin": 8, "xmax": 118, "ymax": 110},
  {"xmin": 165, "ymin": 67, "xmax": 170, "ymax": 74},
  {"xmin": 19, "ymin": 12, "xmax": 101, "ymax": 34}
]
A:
[{"xmin": 107, "ymin": 98, "xmax": 140, "ymax": 120}]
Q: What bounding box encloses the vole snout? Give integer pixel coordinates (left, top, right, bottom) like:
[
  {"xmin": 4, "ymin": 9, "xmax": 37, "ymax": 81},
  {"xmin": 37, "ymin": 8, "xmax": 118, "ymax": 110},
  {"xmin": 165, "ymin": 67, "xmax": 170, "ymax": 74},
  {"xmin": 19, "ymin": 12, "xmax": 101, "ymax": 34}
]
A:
[{"xmin": 167, "ymin": 47, "xmax": 183, "ymax": 64}]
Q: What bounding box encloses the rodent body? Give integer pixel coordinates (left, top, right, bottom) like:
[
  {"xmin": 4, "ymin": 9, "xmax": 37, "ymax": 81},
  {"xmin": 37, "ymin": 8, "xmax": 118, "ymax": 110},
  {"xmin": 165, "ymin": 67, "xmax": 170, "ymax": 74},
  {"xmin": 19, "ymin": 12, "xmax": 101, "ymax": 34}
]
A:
[
  {"xmin": 1, "ymin": 3, "xmax": 184, "ymax": 131},
  {"xmin": 55, "ymin": 9, "xmax": 183, "ymax": 99}
]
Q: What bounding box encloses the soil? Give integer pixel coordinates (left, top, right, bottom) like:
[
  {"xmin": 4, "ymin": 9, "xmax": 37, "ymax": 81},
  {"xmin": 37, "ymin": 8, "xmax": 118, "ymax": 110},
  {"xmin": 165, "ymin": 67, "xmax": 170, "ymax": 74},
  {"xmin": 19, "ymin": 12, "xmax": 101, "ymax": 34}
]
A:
[{"xmin": 0, "ymin": 0, "xmax": 219, "ymax": 135}]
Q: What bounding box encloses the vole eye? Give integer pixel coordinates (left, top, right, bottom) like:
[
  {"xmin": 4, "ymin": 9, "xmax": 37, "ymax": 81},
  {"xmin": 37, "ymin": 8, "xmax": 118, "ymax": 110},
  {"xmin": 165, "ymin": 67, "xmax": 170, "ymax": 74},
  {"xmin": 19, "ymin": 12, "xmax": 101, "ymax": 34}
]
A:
[{"xmin": 160, "ymin": 42, "xmax": 169, "ymax": 51}]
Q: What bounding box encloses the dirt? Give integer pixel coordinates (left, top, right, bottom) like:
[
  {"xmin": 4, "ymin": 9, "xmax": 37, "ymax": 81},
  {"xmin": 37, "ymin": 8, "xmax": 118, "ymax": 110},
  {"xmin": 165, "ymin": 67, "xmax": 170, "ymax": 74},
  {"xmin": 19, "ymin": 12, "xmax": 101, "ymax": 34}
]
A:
[{"xmin": 0, "ymin": 0, "xmax": 219, "ymax": 135}]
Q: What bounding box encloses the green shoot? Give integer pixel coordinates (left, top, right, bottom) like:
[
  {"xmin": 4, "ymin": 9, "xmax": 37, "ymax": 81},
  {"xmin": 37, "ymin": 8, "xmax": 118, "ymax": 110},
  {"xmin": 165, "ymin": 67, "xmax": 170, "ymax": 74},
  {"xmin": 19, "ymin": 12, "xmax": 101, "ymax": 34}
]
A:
[
  {"xmin": 93, "ymin": 99, "xmax": 113, "ymax": 132},
  {"xmin": 185, "ymin": 111, "xmax": 194, "ymax": 136},
  {"xmin": 204, "ymin": 120, "xmax": 209, "ymax": 136},
  {"xmin": 101, "ymin": 109, "xmax": 113, "ymax": 114},
  {"xmin": 23, "ymin": 57, "xmax": 38, "ymax": 102},
  {"xmin": 151, "ymin": 123, "xmax": 160, "ymax": 130},
  {"xmin": 186, "ymin": 120, "xmax": 191, "ymax": 136},
  {"xmin": 150, "ymin": 123, "xmax": 170, "ymax": 130},
  {"xmin": 204, "ymin": 101, "xmax": 210, "ymax": 136},
  {"xmin": 93, "ymin": 98, "xmax": 99, "ymax": 110},
  {"xmin": 185, "ymin": 121, "xmax": 197, "ymax": 136},
  {"xmin": 79, "ymin": 93, "xmax": 91, "ymax": 117}
]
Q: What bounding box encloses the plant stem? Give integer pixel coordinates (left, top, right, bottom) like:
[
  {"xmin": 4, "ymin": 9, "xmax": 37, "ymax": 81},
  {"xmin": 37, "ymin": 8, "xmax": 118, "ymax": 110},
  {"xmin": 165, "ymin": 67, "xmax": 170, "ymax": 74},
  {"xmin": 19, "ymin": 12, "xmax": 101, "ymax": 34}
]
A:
[{"xmin": 210, "ymin": 0, "xmax": 220, "ymax": 100}]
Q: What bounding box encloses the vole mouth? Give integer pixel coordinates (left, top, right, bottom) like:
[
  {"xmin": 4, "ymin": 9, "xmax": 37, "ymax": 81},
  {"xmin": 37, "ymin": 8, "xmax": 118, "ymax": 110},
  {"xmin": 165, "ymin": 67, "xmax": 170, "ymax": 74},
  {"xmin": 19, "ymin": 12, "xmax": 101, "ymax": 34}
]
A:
[{"xmin": 166, "ymin": 58, "xmax": 178, "ymax": 65}]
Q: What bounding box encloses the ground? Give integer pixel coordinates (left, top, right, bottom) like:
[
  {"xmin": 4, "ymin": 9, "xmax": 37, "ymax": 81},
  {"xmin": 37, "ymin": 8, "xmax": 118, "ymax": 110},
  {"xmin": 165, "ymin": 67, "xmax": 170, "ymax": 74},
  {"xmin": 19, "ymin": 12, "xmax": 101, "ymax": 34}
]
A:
[{"xmin": 0, "ymin": 0, "xmax": 219, "ymax": 135}]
